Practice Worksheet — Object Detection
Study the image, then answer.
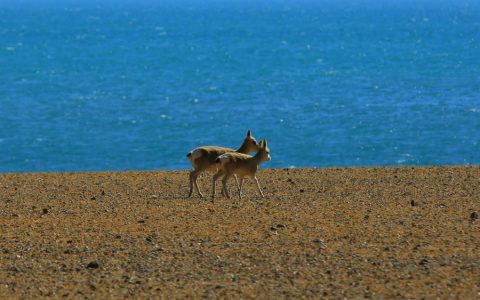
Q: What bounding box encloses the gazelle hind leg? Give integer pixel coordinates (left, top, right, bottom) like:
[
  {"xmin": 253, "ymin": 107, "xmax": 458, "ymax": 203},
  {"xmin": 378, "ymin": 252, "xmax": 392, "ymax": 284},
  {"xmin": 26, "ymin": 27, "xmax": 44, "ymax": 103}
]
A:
[
  {"xmin": 188, "ymin": 171, "xmax": 195, "ymax": 197},
  {"xmin": 212, "ymin": 169, "xmax": 225, "ymax": 199},
  {"xmin": 222, "ymin": 173, "xmax": 234, "ymax": 199},
  {"xmin": 194, "ymin": 174, "xmax": 204, "ymax": 198},
  {"xmin": 221, "ymin": 185, "xmax": 226, "ymax": 197},
  {"xmin": 189, "ymin": 170, "xmax": 203, "ymax": 197},
  {"xmin": 254, "ymin": 176, "xmax": 265, "ymax": 198},
  {"xmin": 238, "ymin": 178, "xmax": 244, "ymax": 199},
  {"xmin": 222, "ymin": 174, "xmax": 238, "ymax": 197},
  {"xmin": 234, "ymin": 175, "xmax": 240, "ymax": 195}
]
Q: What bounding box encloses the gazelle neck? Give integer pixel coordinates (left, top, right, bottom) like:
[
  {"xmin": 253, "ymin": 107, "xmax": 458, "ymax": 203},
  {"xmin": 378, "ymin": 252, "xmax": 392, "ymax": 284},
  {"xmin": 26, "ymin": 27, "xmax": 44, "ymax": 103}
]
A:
[
  {"xmin": 253, "ymin": 150, "xmax": 264, "ymax": 164},
  {"xmin": 236, "ymin": 140, "xmax": 250, "ymax": 154}
]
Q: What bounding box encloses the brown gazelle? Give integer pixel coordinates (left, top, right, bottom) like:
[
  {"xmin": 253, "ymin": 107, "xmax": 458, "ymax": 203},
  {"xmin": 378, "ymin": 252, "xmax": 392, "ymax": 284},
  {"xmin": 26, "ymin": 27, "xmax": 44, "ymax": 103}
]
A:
[
  {"xmin": 187, "ymin": 130, "xmax": 260, "ymax": 197},
  {"xmin": 212, "ymin": 139, "xmax": 271, "ymax": 199}
]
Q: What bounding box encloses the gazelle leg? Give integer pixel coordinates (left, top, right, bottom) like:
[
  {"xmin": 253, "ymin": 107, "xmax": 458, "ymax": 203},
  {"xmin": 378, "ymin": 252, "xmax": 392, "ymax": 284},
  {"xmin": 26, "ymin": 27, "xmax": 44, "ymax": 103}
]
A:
[
  {"xmin": 189, "ymin": 170, "xmax": 203, "ymax": 197},
  {"xmin": 238, "ymin": 178, "xmax": 244, "ymax": 199},
  {"xmin": 189, "ymin": 171, "xmax": 195, "ymax": 197},
  {"xmin": 212, "ymin": 169, "xmax": 225, "ymax": 199},
  {"xmin": 254, "ymin": 176, "xmax": 265, "ymax": 198},
  {"xmin": 221, "ymin": 184, "xmax": 226, "ymax": 197},
  {"xmin": 194, "ymin": 173, "xmax": 204, "ymax": 198},
  {"xmin": 234, "ymin": 175, "xmax": 240, "ymax": 195},
  {"xmin": 222, "ymin": 173, "xmax": 233, "ymax": 199},
  {"xmin": 212, "ymin": 169, "xmax": 224, "ymax": 200}
]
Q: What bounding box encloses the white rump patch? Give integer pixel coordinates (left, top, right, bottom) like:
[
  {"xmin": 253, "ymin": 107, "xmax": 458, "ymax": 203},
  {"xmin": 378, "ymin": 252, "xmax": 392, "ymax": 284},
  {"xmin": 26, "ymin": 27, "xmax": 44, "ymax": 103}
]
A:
[
  {"xmin": 188, "ymin": 148, "xmax": 203, "ymax": 167},
  {"xmin": 217, "ymin": 154, "xmax": 230, "ymax": 165},
  {"xmin": 191, "ymin": 149, "xmax": 203, "ymax": 160}
]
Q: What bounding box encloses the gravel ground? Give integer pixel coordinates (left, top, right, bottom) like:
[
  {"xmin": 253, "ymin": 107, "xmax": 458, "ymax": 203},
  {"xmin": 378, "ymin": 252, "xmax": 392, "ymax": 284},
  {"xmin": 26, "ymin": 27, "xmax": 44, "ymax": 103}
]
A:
[{"xmin": 0, "ymin": 166, "xmax": 479, "ymax": 299}]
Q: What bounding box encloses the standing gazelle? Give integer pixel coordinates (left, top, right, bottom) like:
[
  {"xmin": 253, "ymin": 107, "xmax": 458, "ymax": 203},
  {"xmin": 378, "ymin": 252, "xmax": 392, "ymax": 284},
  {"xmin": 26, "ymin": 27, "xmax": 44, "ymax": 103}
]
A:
[
  {"xmin": 212, "ymin": 139, "xmax": 271, "ymax": 199},
  {"xmin": 187, "ymin": 130, "xmax": 260, "ymax": 198}
]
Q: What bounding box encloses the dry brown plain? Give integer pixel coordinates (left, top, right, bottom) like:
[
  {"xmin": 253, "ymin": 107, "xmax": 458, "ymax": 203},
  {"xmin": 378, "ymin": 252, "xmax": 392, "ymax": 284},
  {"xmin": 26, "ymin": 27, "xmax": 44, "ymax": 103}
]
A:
[{"xmin": 0, "ymin": 166, "xmax": 479, "ymax": 299}]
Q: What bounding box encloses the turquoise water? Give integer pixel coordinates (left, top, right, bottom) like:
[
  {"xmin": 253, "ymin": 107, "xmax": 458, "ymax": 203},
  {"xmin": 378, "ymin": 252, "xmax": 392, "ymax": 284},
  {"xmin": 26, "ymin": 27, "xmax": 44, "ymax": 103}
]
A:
[{"xmin": 1, "ymin": 0, "xmax": 479, "ymax": 172}]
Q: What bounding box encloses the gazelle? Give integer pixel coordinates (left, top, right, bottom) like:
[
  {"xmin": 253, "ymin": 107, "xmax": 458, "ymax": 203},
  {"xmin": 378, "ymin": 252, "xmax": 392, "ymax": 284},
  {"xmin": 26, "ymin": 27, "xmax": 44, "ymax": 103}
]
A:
[
  {"xmin": 187, "ymin": 130, "xmax": 260, "ymax": 197},
  {"xmin": 212, "ymin": 139, "xmax": 271, "ymax": 199}
]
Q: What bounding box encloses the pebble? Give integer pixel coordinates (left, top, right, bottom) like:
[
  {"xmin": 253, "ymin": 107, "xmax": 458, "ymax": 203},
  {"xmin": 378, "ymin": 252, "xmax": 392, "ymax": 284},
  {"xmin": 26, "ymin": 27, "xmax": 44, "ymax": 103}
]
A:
[
  {"xmin": 419, "ymin": 257, "xmax": 429, "ymax": 266},
  {"xmin": 313, "ymin": 238, "xmax": 327, "ymax": 249},
  {"xmin": 470, "ymin": 212, "xmax": 478, "ymax": 222},
  {"xmin": 86, "ymin": 261, "xmax": 100, "ymax": 269},
  {"xmin": 11, "ymin": 266, "xmax": 21, "ymax": 272}
]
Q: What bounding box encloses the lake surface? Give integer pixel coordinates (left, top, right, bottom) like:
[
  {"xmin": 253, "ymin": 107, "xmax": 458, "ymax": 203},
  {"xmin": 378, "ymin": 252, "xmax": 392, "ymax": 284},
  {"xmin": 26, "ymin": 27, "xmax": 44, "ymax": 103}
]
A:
[{"xmin": 1, "ymin": 0, "xmax": 479, "ymax": 172}]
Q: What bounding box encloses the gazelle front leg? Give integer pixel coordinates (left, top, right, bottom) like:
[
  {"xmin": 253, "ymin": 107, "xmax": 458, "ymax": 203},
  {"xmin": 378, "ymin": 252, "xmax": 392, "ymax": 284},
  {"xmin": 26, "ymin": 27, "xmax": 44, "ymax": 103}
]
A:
[{"xmin": 254, "ymin": 176, "xmax": 265, "ymax": 198}]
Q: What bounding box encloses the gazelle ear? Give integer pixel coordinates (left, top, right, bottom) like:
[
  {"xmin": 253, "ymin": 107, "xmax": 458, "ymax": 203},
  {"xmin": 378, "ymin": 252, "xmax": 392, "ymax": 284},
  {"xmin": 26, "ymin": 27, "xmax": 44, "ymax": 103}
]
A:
[
  {"xmin": 263, "ymin": 139, "xmax": 268, "ymax": 148},
  {"xmin": 246, "ymin": 129, "xmax": 251, "ymax": 137},
  {"xmin": 259, "ymin": 139, "xmax": 265, "ymax": 147}
]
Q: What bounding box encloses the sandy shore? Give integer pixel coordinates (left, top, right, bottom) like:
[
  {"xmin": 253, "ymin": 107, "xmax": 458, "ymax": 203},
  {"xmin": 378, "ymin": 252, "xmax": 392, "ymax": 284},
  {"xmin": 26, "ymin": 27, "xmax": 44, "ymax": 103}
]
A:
[{"xmin": 0, "ymin": 166, "xmax": 479, "ymax": 299}]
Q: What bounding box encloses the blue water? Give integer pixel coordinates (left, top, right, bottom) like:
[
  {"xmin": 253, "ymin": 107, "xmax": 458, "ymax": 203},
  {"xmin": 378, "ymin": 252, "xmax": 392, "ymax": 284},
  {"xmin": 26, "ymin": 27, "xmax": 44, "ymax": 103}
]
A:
[{"xmin": 1, "ymin": 0, "xmax": 479, "ymax": 173}]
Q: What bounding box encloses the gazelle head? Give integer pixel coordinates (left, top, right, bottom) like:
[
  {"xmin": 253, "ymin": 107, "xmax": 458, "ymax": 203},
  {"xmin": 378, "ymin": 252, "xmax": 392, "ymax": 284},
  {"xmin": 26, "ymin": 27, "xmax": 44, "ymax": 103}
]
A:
[
  {"xmin": 257, "ymin": 139, "xmax": 271, "ymax": 162},
  {"xmin": 240, "ymin": 129, "xmax": 261, "ymax": 153}
]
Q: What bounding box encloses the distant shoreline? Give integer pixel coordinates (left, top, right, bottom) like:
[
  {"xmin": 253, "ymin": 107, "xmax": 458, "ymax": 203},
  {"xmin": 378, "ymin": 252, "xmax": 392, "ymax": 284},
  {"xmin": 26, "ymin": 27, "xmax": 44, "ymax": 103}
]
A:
[{"xmin": 0, "ymin": 164, "xmax": 479, "ymax": 176}]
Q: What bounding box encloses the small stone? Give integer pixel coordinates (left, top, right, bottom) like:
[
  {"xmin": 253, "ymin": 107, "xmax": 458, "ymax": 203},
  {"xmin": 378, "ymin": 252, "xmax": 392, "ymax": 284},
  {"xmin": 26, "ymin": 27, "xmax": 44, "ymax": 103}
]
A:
[
  {"xmin": 313, "ymin": 238, "xmax": 327, "ymax": 250},
  {"xmin": 42, "ymin": 208, "xmax": 49, "ymax": 214},
  {"xmin": 419, "ymin": 257, "xmax": 429, "ymax": 266},
  {"xmin": 86, "ymin": 261, "xmax": 100, "ymax": 269},
  {"xmin": 299, "ymin": 189, "xmax": 305, "ymax": 193},
  {"xmin": 11, "ymin": 266, "xmax": 21, "ymax": 272},
  {"xmin": 276, "ymin": 224, "xmax": 286, "ymax": 229},
  {"xmin": 470, "ymin": 212, "xmax": 478, "ymax": 222}
]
